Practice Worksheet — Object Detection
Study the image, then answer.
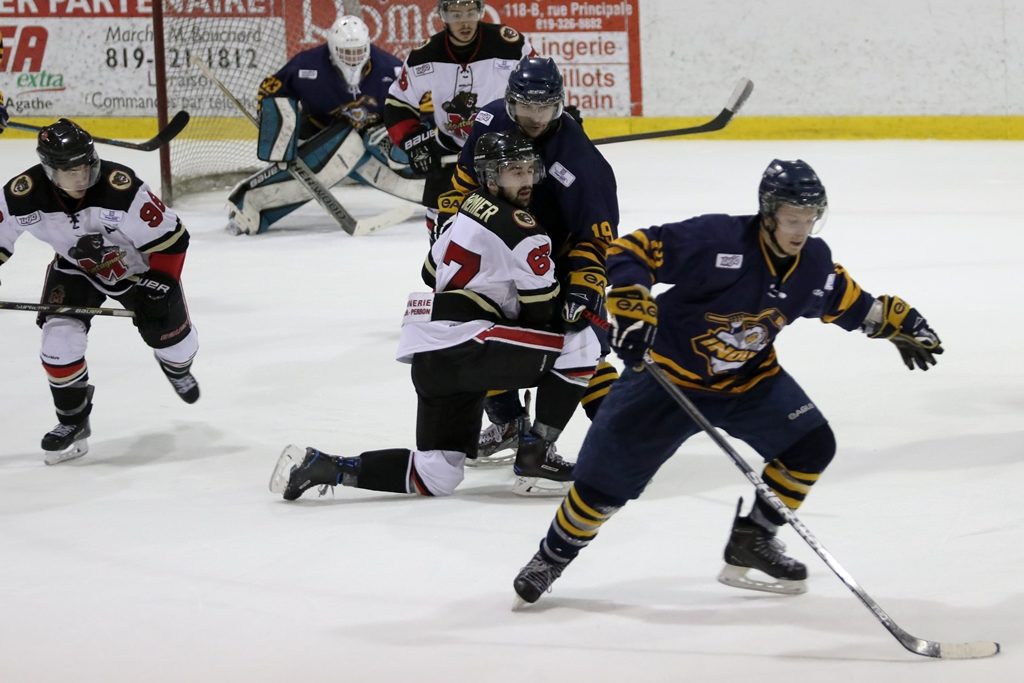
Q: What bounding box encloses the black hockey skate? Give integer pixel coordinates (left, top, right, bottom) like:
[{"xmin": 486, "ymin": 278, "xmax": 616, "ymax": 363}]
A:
[
  {"xmin": 511, "ymin": 432, "xmax": 574, "ymax": 497},
  {"xmin": 269, "ymin": 445, "xmax": 354, "ymax": 501},
  {"xmin": 718, "ymin": 498, "xmax": 807, "ymax": 595},
  {"xmin": 161, "ymin": 367, "xmax": 200, "ymax": 404},
  {"xmin": 513, "ymin": 550, "xmax": 567, "ymax": 606},
  {"xmin": 41, "ymin": 420, "xmax": 92, "ymax": 466},
  {"xmin": 472, "ymin": 414, "xmax": 529, "ymax": 468}
]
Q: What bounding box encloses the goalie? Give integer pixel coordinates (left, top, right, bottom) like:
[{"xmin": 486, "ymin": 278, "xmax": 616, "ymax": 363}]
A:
[{"xmin": 226, "ymin": 15, "xmax": 424, "ymax": 235}]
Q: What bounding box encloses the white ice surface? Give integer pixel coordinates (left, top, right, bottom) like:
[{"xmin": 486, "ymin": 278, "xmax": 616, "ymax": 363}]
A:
[{"xmin": 0, "ymin": 139, "xmax": 1021, "ymax": 682}]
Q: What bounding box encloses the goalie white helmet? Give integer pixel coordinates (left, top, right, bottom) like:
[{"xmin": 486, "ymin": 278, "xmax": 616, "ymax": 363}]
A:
[{"xmin": 328, "ymin": 15, "xmax": 371, "ymax": 91}]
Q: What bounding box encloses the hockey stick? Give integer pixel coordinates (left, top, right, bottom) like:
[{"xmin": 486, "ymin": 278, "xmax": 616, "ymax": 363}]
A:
[
  {"xmin": 6, "ymin": 111, "xmax": 191, "ymax": 152},
  {"xmin": 439, "ymin": 77, "xmax": 755, "ymax": 166},
  {"xmin": 0, "ymin": 301, "xmax": 134, "ymax": 318},
  {"xmin": 593, "ymin": 77, "xmax": 754, "ymax": 144},
  {"xmin": 641, "ymin": 355, "xmax": 999, "ymax": 660},
  {"xmin": 194, "ymin": 60, "xmax": 411, "ymax": 237}
]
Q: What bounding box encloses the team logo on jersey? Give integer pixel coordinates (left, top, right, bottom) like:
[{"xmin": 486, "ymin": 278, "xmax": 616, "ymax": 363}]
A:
[
  {"xmin": 548, "ymin": 162, "xmax": 576, "ymax": 188},
  {"xmin": 297, "ymin": 69, "xmax": 318, "ymax": 79},
  {"xmin": 513, "ymin": 210, "xmax": 537, "ymax": 229},
  {"xmin": 333, "ymin": 96, "xmax": 378, "ymax": 127},
  {"xmin": 442, "ymin": 91, "xmax": 479, "ymax": 139},
  {"xmin": 10, "ymin": 174, "xmax": 33, "ymax": 196},
  {"xmin": 692, "ymin": 309, "xmax": 787, "ymax": 375},
  {"xmin": 108, "ymin": 170, "xmax": 132, "ymax": 191},
  {"xmin": 715, "ymin": 253, "xmax": 743, "ymax": 269},
  {"xmin": 17, "ymin": 211, "xmax": 41, "ymax": 226},
  {"xmin": 501, "ymin": 26, "xmax": 521, "ymax": 42},
  {"xmin": 76, "ymin": 246, "xmax": 129, "ymax": 284},
  {"xmin": 48, "ymin": 285, "xmax": 66, "ymax": 305}
]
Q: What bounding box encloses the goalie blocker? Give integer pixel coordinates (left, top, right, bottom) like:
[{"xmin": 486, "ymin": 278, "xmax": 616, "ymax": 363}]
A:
[{"xmin": 227, "ymin": 96, "xmax": 425, "ymax": 235}]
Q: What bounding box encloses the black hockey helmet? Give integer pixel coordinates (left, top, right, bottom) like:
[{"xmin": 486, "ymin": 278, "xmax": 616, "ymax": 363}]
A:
[
  {"xmin": 438, "ymin": 0, "xmax": 483, "ymax": 23},
  {"xmin": 473, "ymin": 130, "xmax": 545, "ymax": 189},
  {"xmin": 505, "ymin": 57, "xmax": 565, "ymax": 136},
  {"xmin": 37, "ymin": 118, "xmax": 101, "ymax": 193},
  {"xmin": 758, "ymin": 159, "xmax": 827, "ymax": 217}
]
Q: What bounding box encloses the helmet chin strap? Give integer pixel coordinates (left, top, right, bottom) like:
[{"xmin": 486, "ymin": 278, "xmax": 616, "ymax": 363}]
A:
[{"xmin": 760, "ymin": 215, "xmax": 788, "ymax": 258}]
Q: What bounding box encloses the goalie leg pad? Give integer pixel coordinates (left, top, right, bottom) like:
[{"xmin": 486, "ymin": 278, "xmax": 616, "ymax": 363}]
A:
[
  {"xmin": 257, "ymin": 96, "xmax": 299, "ymax": 162},
  {"xmin": 351, "ymin": 155, "xmax": 426, "ymax": 203},
  {"xmin": 227, "ymin": 123, "xmax": 368, "ymax": 234}
]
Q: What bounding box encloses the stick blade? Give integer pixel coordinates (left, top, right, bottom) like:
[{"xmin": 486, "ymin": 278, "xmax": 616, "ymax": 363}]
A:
[
  {"xmin": 897, "ymin": 631, "xmax": 1000, "ymax": 659},
  {"xmin": 351, "ymin": 204, "xmax": 418, "ymax": 236},
  {"xmin": 726, "ymin": 77, "xmax": 754, "ymax": 114}
]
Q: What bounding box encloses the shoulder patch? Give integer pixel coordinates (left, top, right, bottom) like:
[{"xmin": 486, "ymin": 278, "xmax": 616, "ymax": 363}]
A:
[
  {"xmin": 297, "ymin": 69, "xmax": 318, "ymax": 79},
  {"xmin": 108, "ymin": 170, "xmax": 133, "ymax": 190},
  {"xmin": 715, "ymin": 253, "xmax": 743, "ymax": 269},
  {"xmin": 501, "ymin": 26, "xmax": 521, "ymax": 42},
  {"xmin": 548, "ymin": 162, "xmax": 576, "ymax": 188},
  {"xmin": 513, "ymin": 209, "xmax": 537, "ymax": 229},
  {"xmin": 413, "ymin": 63, "xmax": 434, "ymax": 77},
  {"xmin": 475, "ymin": 110, "xmax": 494, "ymax": 127},
  {"xmin": 10, "ymin": 174, "xmax": 33, "ymax": 197}
]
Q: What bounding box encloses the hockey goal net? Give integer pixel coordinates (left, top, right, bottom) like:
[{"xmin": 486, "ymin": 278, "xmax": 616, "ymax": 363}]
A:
[{"xmin": 153, "ymin": 0, "xmax": 438, "ymax": 205}]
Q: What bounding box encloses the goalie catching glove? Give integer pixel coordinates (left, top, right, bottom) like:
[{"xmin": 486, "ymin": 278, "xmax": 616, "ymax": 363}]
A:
[
  {"xmin": 607, "ymin": 284, "xmax": 657, "ymax": 366},
  {"xmin": 561, "ymin": 268, "xmax": 607, "ymax": 331},
  {"xmin": 863, "ymin": 295, "xmax": 943, "ymax": 371}
]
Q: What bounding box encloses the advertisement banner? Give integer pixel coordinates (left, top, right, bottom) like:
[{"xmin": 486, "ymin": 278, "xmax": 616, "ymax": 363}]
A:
[{"xmin": 0, "ymin": 0, "xmax": 641, "ymax": 120}]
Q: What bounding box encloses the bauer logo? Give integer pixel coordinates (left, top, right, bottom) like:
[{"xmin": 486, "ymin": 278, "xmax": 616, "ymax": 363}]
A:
[
  {"xmin": 788, "ymin": 403, "xmax": 816, "ymax": 420},
  {"xmin": 715, "ymin": 253, "xmax": 743, "ymax": 269},
  {"xmin": 298, "ymin": 69, "xmax": 318, "ymax": 80},
  {"xmin": 549, "ymin": 162, "xmax": 576, "ymax": 188}
]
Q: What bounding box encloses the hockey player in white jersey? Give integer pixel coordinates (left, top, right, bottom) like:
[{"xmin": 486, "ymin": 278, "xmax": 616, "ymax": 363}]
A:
[
  {"xmin": 270, "ymin": 130, "xmax": 602, "ymax": 500},
  {"xmin": 0, "ymin": 119, "xmax": 200, "ymax": 464},
  {"xmin": 384, "ymin": 0, "xmax": 535, "ymax": 236}
]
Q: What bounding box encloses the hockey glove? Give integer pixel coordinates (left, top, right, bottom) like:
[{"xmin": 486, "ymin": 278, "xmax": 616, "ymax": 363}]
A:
[
  {"xmin": 400, "ymin": 127, "xmax": 440, "ymax": 174},
  {"xmin": 132, "ymin": 270, "xmax": 178, "ymax": 325},
  {"xmin": 607, "ymin": 284, "xmax": 657, "ymax": 366},
  {"xmin": 564, "ymin": 104, "xmax": 583, "ymax": 126},
  {"xmin": 562, "ymin": 268, "xmax": 608, "ymax": 331},
  {"xmin": 863, "ymin": 295, "xmax": 943, "ymax": 371},
  {"xmin": 363, "ymin": 124, "xmax": 392, "ymax": 158}
]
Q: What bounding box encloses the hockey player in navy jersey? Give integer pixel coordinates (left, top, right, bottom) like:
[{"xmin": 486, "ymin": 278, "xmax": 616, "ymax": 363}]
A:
[
  {"xmin": 441, "ymin": 56, "xmax": 621, "ymax": 465},
  {"xmin": 384, "ymin": 0, "xmax": 535, "ymax": 236},
  {"xmin": 269, "ymin": 131, "xmax": 601, "ymax": 500},
  {"xmin": 0, "ymin": 119, "xmax": 200, "ymax": 465},
  {"xmin": 512, "ymin": 159, "xmax": 944, "ymax": 602},
  {"xmin": 227, "ymin": 15, "xmax": 419, "ymax": 235}
]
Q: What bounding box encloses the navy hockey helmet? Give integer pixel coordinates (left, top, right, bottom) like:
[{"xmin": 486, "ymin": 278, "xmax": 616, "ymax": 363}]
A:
[
  {"xmin": 505, "ymin": 57, "xmax": 565, "ymax": 137},
  {"xmin": 473, "ymin": 130, "xmax": 545, "ymax": 189},
  {"xmin": 37, "ymin": 118, "xmax": 101, "ymax": 194},
  {"xmin": 758, "ymin": 159, "xmax": 827, "ymax": 217}
]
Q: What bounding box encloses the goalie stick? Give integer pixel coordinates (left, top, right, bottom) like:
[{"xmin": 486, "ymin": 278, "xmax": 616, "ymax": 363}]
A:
[
  {"xmin": 641, "ymin": 355, "xmax": 1000, "ymax": 660},
  {"xmin": 6, "ymin": 111, "xmax": 190, "ymax": 152},
  {"xmin": 194, "ymin": 60, "xmax": 411, "ymax": 236},
  {"xmin": 0, "ymin": 301, "xmax": 134, "ymax": 318}
]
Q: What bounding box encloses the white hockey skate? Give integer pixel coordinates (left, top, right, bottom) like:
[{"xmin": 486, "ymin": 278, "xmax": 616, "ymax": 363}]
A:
[{"xmin": 41, "ymin": 421, "xmax": 91, "ymax": 466}]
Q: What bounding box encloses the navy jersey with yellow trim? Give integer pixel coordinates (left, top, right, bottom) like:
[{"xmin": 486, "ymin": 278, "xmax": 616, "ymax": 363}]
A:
[
  {"xmin": 607, "ymin": 214, "xmax": 876, "ymax": 393},
  {"xmin": 454, "ymin": 99, "xmax": 618, "ymax": 273},
  {"xmin": 257, "ymin": 44, "xmax": 401, "ymax": 132}
]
